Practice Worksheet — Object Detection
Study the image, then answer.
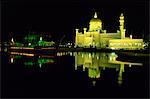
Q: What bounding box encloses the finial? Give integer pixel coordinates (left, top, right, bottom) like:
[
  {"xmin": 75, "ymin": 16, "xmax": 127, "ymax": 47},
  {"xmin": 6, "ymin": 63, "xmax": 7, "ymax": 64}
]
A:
[
  {"xmin": 121, "ymin": 13, "xmax": 123, "ymax": 16},
  {"xmin": 94, "ymin": 12, "xmax": 97, "ymax": 18}
]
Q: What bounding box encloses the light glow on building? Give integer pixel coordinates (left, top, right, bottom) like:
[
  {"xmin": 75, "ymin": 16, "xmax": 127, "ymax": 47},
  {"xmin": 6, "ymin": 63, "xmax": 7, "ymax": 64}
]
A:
[{"xmin": 75, "ymin": 12, "xmax": 144, "ymax": 50}]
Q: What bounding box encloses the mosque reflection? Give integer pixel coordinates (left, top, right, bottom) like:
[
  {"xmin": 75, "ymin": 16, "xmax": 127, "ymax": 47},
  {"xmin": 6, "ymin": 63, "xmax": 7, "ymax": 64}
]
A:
[
  {"xmin": 74, "ymin": 52, "xmax": 143, "ymax": 86},
  {"xmin": 8, "ymin": 51, "xmax": 143, "ymax": 86}
]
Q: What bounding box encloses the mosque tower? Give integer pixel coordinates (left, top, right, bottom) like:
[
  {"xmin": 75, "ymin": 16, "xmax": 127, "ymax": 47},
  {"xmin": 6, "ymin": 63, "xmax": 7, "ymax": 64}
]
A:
[{"xmin": 119, "ymin": 13, "xmax": 126, "ymax": 39}]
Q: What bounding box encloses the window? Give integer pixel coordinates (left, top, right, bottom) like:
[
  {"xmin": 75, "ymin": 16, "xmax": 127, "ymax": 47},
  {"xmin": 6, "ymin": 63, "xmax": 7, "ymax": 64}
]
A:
[
  {"xmin": 138, "ymin": 43, "xmax": 141, "ymax": 46},
  {"xmin": 135, "ymin": 43, "xmax": 138, "ymax": 45},
  {"xmin": 129, "ymin": 43, "xmax": 132, "ymax": 46}
]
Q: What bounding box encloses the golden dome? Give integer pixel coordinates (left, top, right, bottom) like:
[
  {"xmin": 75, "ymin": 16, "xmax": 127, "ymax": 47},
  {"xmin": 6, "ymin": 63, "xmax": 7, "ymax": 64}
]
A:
[{"xmin": 90, "ymin": 18, "xmax": 102, "ymax": 23}]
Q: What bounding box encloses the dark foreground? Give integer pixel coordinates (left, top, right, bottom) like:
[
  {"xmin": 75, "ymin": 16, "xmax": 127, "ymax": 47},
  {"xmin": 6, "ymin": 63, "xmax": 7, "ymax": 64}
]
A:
[{"xmin": 1, "ymin": 51, "xmax": 149, "ymax": 98}]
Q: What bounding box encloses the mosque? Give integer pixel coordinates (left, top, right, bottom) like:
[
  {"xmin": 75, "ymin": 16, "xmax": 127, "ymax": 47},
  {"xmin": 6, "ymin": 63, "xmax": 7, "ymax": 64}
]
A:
[{"xmin": 75, "ymin": 12, "xmax": 144, "ymax": 50}]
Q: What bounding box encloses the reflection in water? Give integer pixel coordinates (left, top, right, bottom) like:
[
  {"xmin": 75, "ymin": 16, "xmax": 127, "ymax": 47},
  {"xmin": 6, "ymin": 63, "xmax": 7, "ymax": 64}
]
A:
[
  {"xmin": 9, "ymin": 52, "xmax": 56, "ymax": 69},
  {"xmin": 10, "ymin": 52, "xmax": 34, "ymax": 56},
  {"xmin": 56, "ymin": 51, "xmax": 143, "ymax": 86},
  {"xmin": 10, "ymin": 57, "xmax": 14, "ymax": 63},
  {"xmin": 74, "ymin": 52, "xmax": 143, "ymax": 86},
  {"xmin": 8, "ymin": 51, "xmax": 143, "ymax": 86},
  {"xmin": 4, "ymin": 47, "xmax": 8, "ymax": 52}
]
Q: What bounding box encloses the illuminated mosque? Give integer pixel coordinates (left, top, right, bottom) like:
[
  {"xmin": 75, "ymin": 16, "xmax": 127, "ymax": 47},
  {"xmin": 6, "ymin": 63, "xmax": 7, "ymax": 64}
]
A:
[{"xmin": 75, "ymin": 12, "xmax": 144, "ymax": 50}]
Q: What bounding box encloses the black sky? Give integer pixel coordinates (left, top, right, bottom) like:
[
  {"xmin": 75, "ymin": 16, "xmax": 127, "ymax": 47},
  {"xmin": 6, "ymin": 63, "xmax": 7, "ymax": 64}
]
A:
[{"xmin": 2, "ymin": 0, "xmax": 149, "ymax": 41}]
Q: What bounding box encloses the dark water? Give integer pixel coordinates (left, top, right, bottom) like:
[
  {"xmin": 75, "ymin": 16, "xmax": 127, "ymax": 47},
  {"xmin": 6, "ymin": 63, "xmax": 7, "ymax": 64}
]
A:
[{"xmin": 1, "ymin": 51, "xmax": 149, "ymax": 98}]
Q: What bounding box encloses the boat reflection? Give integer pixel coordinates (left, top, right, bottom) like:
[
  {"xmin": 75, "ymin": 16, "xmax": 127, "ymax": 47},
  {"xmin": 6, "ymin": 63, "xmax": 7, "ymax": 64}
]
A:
[
  {"xmin": 74, "ymin": 52, "xmax": 143, "ymax": 86},
  {"xmin": 9, "ymin": 52, "xmax": 56, "ymax": 69}
]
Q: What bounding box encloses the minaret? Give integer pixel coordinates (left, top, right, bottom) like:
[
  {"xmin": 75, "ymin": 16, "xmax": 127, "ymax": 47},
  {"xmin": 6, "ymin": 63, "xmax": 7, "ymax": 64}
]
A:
[{"xmin": 119, "ymin": 13, "xmax": 126, "ymax": 39}]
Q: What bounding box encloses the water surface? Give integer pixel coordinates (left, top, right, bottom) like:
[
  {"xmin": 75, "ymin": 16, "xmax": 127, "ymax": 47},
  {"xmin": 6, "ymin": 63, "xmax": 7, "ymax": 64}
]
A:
[{"xmin": 2, "ymin": 51, "xmax": 149, "ymax": 98}]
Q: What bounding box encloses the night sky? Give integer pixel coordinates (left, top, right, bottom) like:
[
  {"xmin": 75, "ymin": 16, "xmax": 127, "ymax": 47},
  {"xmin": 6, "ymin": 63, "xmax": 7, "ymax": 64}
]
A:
[{"xmin": 2, "ymin": 0, "xmax": 149, "ymax": 42}]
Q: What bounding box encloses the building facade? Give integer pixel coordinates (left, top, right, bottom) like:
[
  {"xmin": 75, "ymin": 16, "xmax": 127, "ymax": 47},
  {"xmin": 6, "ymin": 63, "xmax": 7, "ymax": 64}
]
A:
[{"xmin": 75, "ymin": 12, "xmax": 144, "ymax": 50}]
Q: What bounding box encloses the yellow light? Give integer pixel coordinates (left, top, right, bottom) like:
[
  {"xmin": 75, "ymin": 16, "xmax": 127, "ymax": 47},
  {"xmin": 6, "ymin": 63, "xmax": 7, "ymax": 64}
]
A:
[
  {"xmin": 10, "ymin": 52, "xmax": 34, "ymax": 56},
  {"xmin": 97, "ymin": 56, "xmax": 99, "ymax": 59},
  {"xmin": 28, "ymin": 43, "xmax": 31, "ymax": 46}
]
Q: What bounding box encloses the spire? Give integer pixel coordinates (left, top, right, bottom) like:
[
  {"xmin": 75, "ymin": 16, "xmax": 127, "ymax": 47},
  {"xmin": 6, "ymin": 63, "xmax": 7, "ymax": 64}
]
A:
[
  {"xmin": 121, "ymin": 13, "xmax": 123, "ymax": 16},
  {"xmin": 94, "ymin": 12, "xmax": 97, "ymax": 18}
]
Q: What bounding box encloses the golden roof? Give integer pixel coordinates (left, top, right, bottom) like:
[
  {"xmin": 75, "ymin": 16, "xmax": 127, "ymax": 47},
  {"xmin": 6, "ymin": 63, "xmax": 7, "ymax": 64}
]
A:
[{"xmin": 90, "ymin": 18, "xmax": 102, "ymax": 22}]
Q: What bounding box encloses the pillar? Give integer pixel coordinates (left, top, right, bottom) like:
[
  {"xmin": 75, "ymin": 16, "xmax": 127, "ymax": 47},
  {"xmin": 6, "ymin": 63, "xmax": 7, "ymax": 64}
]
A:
[
  {"xmin": 75, "ymin": 29, "xmax": 79, "ymax": 33},
  {"xmin": 83, "ymin": 28, "xmax": 87, "ymax": 33},
  {"xmin": 75, "ymin": 29, "xmax": 79, "ymax": 47}
]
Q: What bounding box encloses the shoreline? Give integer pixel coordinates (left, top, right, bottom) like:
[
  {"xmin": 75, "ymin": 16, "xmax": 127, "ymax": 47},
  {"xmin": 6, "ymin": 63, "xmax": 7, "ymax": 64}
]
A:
[{"xmin": 5, "ymin": 46, "xmax": 149, "ymax": 54}]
